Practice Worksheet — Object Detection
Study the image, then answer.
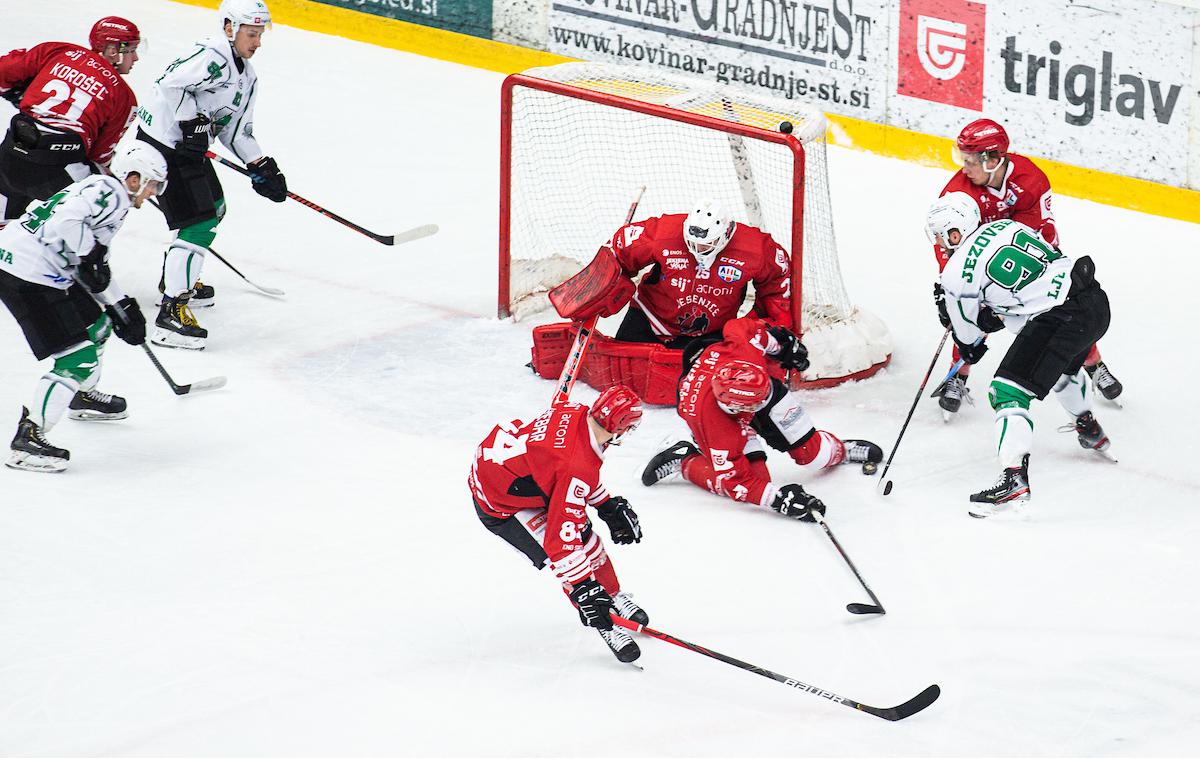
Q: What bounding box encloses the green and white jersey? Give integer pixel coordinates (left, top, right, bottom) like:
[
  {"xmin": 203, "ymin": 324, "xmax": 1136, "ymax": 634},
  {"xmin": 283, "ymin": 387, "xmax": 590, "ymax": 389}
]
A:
[
  {"xmin": 137, "ymin": 35, "xmax": 263, "ymax": 164},
  {"xmin": 0, "ymin": 175, "xmax": 131, "ymax": 291},
  {"xmin": 941, "ymin": 218, "xmax": 1074, "ymax": 346}
]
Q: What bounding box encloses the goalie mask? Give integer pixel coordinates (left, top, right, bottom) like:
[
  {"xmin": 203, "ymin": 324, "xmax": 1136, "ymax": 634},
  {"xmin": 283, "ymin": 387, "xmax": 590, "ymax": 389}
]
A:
[
  {"xmin": 590, "ymin": 385, "xmax": 643, "ymax": 446},
  {"xmin": 712, "ymin": 360, "xmax": 771, "ymax": 415},
  {"xmin": 925, "ymin": 192, "xmax": 981, "ymax": 252},
  {"xmin": 684, "ymin": 199, "xmax": 735, "ymax": 268}
]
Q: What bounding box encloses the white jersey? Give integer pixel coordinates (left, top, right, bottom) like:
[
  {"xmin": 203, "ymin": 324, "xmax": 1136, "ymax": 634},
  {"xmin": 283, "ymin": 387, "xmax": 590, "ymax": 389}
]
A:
[
  {"xmin": 0, "ymin": 175, "xmax": 131, "ymax": 293},
  {"xmin": 941, "ymin": 218, "xmax": 1075, "ymax": 345},
  {"xmin": 137, "ymin": 35, "xmax": 264, "ymax": 164}
]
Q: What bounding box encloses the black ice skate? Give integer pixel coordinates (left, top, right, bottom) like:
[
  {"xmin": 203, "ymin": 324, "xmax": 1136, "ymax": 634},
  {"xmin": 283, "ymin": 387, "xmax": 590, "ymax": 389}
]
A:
[
  {"xmin": 968, "ymin": 454, "xmax": 1030, "ymax": 519},
  {"xmin": 1072, "ymin": 411, "xmax": 1117, "ymax": 462},
  {"xmin": 6, "ymin": 407, "xmax": 69, "ymax": 473},
  {"xmin": 1085, "ymin": 361, "xmax": 1123, "ymax": 405},
  {"xmin": 641, "ymin": 440, "xmax": 699, "ymax": 486},
  {"xmin": 932, "ymin": 373, "xmax": 971, "ymax": 421},
  {"xmin": 153, "ymin": 294, "xmax": 208, "ymax": 350},
  {"xmin": 598, "ymin": 626, "xmax": 641, "ymax": 663},
  {"xmin": 190, "ymin": 280, "xmax": 215, "ymax": 308},
  {"xmin": 68, "ymin": 390, "xmax": 128, "ymax": 421},
  {"xmin": 842, "ymin": 439, "xmax": 883, "ymax": 475},
  {"xmin": 611, "ymin": 591, "xmax": 649, "ymax": 626}
]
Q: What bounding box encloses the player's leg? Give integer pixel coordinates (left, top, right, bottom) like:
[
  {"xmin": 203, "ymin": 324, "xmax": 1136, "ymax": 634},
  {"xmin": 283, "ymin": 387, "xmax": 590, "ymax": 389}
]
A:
[
  {"xmin": 1083, "ymin": 343, "xmax": 1123, "ymax": 401},
  {"xmin": 65, "ymin": 286, "xmax": 128, "ymax": 421},
  {"xmin": 751, "ymin": 379, "xmax": 882, "ymax": 472},
  {"xmin": 1053, "ymin": 282, "xmax": 1114, "ymax": 454},
  {"xmin": 933, "ymin": 344, "xmax": 972, "ymax": 416}
]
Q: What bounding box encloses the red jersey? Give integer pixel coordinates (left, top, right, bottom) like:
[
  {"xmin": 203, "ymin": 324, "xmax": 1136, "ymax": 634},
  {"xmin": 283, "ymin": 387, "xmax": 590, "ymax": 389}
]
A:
[
  {"xmin": 607, "ymin": 213, "xmax": 793, "ymax": 339},
  {"xmin": 934, "ymin": 154, "xmax": 1058, "ymax": 271},
  {"xmin": 0, "ymin": 42, "xmax": 137, "ymax": 166},
  {"xmin": 468, "ymin": 404, "xmax": 611, "ymax": 584},
  {"xmin": 677, "ymin": 318, "xmax": 781, "ymax": 508}
]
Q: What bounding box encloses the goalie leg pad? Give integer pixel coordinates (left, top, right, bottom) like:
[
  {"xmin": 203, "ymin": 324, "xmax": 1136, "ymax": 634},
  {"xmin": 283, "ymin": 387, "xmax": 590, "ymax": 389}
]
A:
[
  {"xmin": 529, "ymin": 322, "xmax": 577, "ymax": 379},
  {"xmin": 579, "ymin": 334, "xmax": 684, "ymax": 406}
]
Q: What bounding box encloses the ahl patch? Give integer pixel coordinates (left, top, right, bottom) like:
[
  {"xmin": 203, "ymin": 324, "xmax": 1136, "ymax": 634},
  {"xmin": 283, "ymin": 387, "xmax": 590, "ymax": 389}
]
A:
[{"xmin": 717, "ymin": 264, "xmax": 743, "ymax": 283}]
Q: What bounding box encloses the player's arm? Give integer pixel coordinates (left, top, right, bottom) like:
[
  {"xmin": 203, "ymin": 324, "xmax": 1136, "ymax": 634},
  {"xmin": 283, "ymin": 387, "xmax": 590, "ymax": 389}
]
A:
[
  {"xmin": 220, "ymin": 80, "xmax": 264, "ymax": 165},
  {"xmin": 0, "ymin": 43, "xmax": 51, "ymax": 103},
  {"xmin": 542, "ymin": 472, "xmax": 600, "ymax": 586},
  {"xmin": 1009, "ymin": 182, "xmax": 1059, "ymax": 249},
  {"xmin": 941, "ymin": 275, "xmax": 986, "ymax": 363},
  {"xmin": 608, "ymin": 215, "xmax": 661, "ymax": 276},
  {"xmin": 750, "ymin": 238, "xmax": 795, "ymax": 330},
  {"xmin": 154, "ymin": 44, "xmax": 217, "ymax": 123}
]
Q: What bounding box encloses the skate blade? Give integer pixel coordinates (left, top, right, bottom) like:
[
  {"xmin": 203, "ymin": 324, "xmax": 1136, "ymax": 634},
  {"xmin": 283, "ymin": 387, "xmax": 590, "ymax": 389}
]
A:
[
  {"xmin": 189, "ymin": 300, "xmax": 214, "ymax": 309},
  {"xmin": 1093, "ymin": 446, "xmax": 1118, "ymax": 463},
  {"xmin": 968, "ymin": 503, "xmax": 1029, "ymax": 521},
  {"xmin": 5, "ymin": 451, "xmax": 68, "ymax": 473},
  {"xmin": 152, "ymin": 329, "xmax": 207, "ymax": 350},
  {"xmin": 68, "ymin": 409, "xmax": 128, "ymax": 421}
]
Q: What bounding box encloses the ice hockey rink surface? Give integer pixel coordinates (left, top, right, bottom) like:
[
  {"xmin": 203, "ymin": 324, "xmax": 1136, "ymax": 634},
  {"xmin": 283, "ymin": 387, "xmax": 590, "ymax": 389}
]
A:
[{"xmin": 1, "ymin": 2, "xmax": 1198, "ymax": 756}]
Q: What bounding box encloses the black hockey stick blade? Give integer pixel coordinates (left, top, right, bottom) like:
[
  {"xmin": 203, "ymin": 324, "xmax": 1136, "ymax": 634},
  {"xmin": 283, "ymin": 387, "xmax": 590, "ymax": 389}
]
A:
[
  {"xmin": 846, "ymin": 602, "xmax": 886, "ymax": 615},
  {"xmin": 857, "ymin": 684, "xmax": 941, "ymax": 721}
]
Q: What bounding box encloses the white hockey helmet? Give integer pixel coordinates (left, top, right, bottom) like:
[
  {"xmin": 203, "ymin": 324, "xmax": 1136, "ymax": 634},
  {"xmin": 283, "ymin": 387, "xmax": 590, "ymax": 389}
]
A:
[
  {"xmin": 684, "ymin": 199, "xmax": 735, "ymax": 268},
  {"xmin": 220, "ymin": 0, "xmax": 272, "ymax": 37},
  {"xmin": 925, "ymin": 192, "xmax": 981, "ymax": 251},
  {"xmin": 110, "ymin": 142, "xmax": 168, "ymax": 196}
]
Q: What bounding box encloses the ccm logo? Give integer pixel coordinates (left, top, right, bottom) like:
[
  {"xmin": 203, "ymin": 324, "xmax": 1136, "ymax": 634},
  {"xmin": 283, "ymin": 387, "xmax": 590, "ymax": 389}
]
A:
[{"xmin": 50, "ymin": 144, "xmax": 81, "ymax": 151}]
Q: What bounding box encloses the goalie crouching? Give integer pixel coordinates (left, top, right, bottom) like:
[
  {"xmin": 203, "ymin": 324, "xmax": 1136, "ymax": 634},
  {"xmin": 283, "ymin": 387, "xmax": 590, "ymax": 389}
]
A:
[{"xmin": 530, "ymin": 198, "xmax": 795, "ymax": 404}]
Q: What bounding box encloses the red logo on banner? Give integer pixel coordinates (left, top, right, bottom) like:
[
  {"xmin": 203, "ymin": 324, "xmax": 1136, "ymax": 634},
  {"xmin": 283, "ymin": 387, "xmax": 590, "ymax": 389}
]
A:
[{"xmin": 897, "ymin": 0, "xmax": 986, "ymax": 110}]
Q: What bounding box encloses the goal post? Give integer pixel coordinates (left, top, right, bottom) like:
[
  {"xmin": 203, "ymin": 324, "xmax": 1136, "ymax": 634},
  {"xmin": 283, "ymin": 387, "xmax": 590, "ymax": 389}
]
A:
[{"xmin": 499, "ymin": 62, "xmax": 891, "ymax": 387}]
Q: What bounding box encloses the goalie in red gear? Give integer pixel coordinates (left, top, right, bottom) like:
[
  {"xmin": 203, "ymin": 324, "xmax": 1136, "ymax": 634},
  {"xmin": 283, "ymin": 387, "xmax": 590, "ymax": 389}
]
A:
[
  {"xmin": 0, "ymin": 17, "xmax": 141, "ymax": 219},
  {"xmin": 530, "ymin": 198, "xmax": 795, "ymax": 404},
  {"xmin": 640, "ymin": 317, "xmax": 883, "ymax": 519},
  {"xmin": 930, "ymin": 118, "xmax": 1122, "ymax": 415},
  {"xmin": 468, "ymin": 385, "xmax": 648, "ymax": 663}
]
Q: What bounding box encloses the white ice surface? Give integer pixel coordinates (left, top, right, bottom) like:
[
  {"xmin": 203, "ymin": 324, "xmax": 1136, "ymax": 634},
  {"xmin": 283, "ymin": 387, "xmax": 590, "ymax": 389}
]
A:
[{"xmin": 2, "ymin": 3, "xmax": 1198, "ymax": 756}]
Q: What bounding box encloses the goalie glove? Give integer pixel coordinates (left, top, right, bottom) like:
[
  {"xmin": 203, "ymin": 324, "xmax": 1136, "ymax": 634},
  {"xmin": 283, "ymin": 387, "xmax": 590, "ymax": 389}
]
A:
[
  {"xmin": 595, "ymin": 496, "xmax": 642, "ymax": 545},
  {"xmin": 766, "ymin": 326, "xmax": 810, "ymax": 371}
]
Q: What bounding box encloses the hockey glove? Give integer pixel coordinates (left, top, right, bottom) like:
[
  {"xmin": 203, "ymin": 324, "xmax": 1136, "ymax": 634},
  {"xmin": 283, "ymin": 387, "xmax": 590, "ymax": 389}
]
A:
[
  {"xmin": 175, "ymin": 115, "xmax": 211, "ymax": 162},
  {"xmin": 248, "ymin": 156, "xmax": 287, "ymax": 203},
  {"xmin": 1, "ymin": 82, "xmax": 28, "ymax": 107},
  {"xmin": 76, "ymin": 244, "xmax": 111, "ymax": 294},
  {"xmin": 978, "ymin": 306, "xmax": 1005, "ymax": 334},
  {"xmin": 770, "ymin": 483, "xmax": 825, "ymax": 522},
  {"xmin": 106, "ymin": 296, "xmax": 146, "ymax": 346},
  {"xmin": 569, "ymin": 578, "xmax": 614, "ymax": 630},
  {"xmin": 596, "ymin": 496, "xmax": 642, "ymax": 545},
  {"xmin": 933, "ymin": 283, "xmax": 952, "ymax": 329},
  {"xmin": 767, "ymin": 326, "xmax": 810, "ymax": 372},
  {"xmin": 953, "ymin": 334, "xmax": 988, "ymax": 365}
]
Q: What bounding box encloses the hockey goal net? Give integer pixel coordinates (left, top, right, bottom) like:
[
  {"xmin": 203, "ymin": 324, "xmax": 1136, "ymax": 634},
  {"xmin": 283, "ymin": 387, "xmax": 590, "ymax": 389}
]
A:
[{"xmin": 500, "ymin": 62, "xmax": 890, "ymax": 386}]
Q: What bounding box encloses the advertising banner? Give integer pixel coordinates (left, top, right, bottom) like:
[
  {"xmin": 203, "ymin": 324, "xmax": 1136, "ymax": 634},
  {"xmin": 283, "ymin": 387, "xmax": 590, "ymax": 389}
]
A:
[
  {"xmin": 312, "ymin": 0, "xmax": 495, "ymax": 39},
  {"xmin": 546, "ymin": 0, "xmax": 893, "ymax": 122}
]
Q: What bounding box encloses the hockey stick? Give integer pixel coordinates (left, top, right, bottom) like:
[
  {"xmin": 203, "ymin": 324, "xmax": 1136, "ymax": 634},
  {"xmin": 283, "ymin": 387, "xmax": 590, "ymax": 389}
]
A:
[
  {"xmin": 551, "ymin": 186, "xmax": 646, "ymax": 405},
  {"xmin": 205, "ymin": 151, "xmax": 437, "ymax": 247},
  {"xmin": 878, "ymin": 329, "xmax": 951, "ymax": 496},
  {"xmin": 810, "ymin": 511, "xmax": 885, "ymax": 615},
  {"xmin": 610, "ymin": 616, "xmax": 940, "ymax": 720}
]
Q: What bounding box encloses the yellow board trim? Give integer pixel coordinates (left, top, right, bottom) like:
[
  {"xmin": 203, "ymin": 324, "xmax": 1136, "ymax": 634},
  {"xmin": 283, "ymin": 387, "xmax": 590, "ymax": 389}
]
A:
[{"xmin": 173, "ymin": 0, "xmax": 1199, "ymax": 224}]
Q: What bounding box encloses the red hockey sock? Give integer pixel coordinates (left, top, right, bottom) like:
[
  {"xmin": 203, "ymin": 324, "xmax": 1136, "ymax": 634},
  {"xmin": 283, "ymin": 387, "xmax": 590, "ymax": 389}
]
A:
[
  {"xmin": 1084, "ymin": 343, "xmax": 1101, "ymax": 366},
  {"xmin": 789, "ymin": 430, "xmax": 845, "ymax": 470}
]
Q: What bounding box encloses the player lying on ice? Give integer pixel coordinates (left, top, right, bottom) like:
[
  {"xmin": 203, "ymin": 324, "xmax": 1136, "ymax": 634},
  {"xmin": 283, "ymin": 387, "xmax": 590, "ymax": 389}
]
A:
[
  {"xmin": 640, "ymin": 315, "xmax": 882, "ymax": 516},
  {"xmin": 530, "ymin": 197, "xmax": 796, "ymax": 404},
  {"xmin": 468, "ymin": 385, "xmax": 649, "ymax": 663},
  {"xmin": 926, "ymin": 193, "xmax": 1116, "ymax": 518}
]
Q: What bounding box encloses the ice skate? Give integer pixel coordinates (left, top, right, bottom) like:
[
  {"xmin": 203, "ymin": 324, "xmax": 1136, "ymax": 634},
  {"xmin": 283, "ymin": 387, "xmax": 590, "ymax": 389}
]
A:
[
  {"xmin": 6, "ymin": 407, "xmax": 69, "ymax": 473},
  {"xmin": 152, "ymin": 294, "xmax": 208, "ymax": 350},
  {"xmin": 68, "ymin": 390, "xmax": 128, "ymax": 421},
  {"xmin": 1085, "ymin": 361, "xmax": 1123, "ymax": 406},
  {"xmin": 932, "ymin": 373, "xmax": 971, "ymax": 422},
  {"xmin": 598, "ymin": 626, "xmax": 641, "ymax": 663},
  {"xmin": 641, "ymin": 440, "xmax": 699, "ymax": 486},
  {"xmin": 611, "ymin": 591, "xmax": 649, "ymax": 626},
  {"xmin": 189, "ymin": 280, "xmax": 215, "ymax": 308},
  {"xmin": 968, "ymin": 454, "xmax": 1030, "ymax": 519},
  {"xmin": 842, "ymin": 439, "xmax": 883, "ymax": 475},
  {"xmin": 1070, "ymin": 411, "xmax": 1117, "ymax": 462}
]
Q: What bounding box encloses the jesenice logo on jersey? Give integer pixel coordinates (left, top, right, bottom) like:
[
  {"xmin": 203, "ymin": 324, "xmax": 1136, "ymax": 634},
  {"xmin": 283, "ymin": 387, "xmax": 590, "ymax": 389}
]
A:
[
  {"xmin": 896, "ymin": 0, "xmax": 986, "ymax": 110},
  {"xmin": 565, "ymin": 477, "xmax": 591, "ymax": 506},
  {"xmin": 716, "ymin": 265, "xmax": 742, "ymax": 283}
]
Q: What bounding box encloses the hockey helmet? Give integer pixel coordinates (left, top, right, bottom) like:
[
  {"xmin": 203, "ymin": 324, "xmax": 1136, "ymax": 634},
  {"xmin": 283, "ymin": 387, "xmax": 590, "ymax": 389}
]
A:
[
  {"xmin": 111, "ymin": 142, "xmax": 168, "ymax": 197},
  {"xmin": 590, "ymin": 385, "xmax": 643, "ymax": 445},
  {"xmin": 220, "ymin": 0, "xmax": 272, "ymax": 36},
  {"xmin": 684, "ymin": 199, "xmax": 735, "ymax": 268},
  {"xmin": 925, "ymin": 192, "xmax": 981, "ymax": 251},
  {"xmin": 711, "ymin": 360, "xmax": 771, "ymax": 414},
  {"xmin": 89, "ymin": 17, "xmax": 141, "ymax": 53}
]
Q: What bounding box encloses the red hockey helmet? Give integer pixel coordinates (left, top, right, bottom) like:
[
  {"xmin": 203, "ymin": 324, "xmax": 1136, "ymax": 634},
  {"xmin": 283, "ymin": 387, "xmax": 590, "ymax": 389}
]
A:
[
  {"xmin": 712, "ymin": 360, "xmax": 771, "ymax": 414},
  {"xmin": 590, "ymin": 385, "xmax": 643, "ymax": 443},
  {"xmin": 90, "ymin": 17, "xmax": 141, "ymax": 52},
  {"xmin": 956, "ymin": 118, "xmax": 1009, "ymax": 156}
]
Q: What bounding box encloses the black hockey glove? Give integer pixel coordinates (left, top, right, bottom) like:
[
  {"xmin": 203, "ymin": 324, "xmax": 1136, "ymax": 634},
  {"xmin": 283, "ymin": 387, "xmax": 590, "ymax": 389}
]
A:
[
  {"xmin": 596, "ymin": 496, "xmax": 642, "ymax": 545},
  {"xmin": 933, "ymin": 283, "xmax": 952, "ymax": 329},
  {"xmin": 175, "ymin": 114, "xmax": 211, "ymax": 161},
  {"xmin": 767, "ymin": 326, "xmax": 810, "ymax": 372},
  {"xmin": 76, "ymin": 244, "xmax": 111, "ymax": 293},
  {"xmin": 1, "ymin": 82, "xmax": 29, "ymax": 107},
  {"xmin": 105, "ymin": 296, "xmax": 146, "ymax": 346},
  {"xmin": 978, "ymin": 306, "xmax": 1005, "ymax": 334},
  {"xmin": 569, "ymin": 578, "xmax": 614, "ymax": 630},
  {"xmin": 953, "ymin": 334, "xmax": 988, "ymax": 365},
  {"xmin": 770, "ymin": 483, "xmax": 825, "ymax": 522},
  {"xmin": 248, "ymin": 156, "xmax": 287, "ymax": 202}
]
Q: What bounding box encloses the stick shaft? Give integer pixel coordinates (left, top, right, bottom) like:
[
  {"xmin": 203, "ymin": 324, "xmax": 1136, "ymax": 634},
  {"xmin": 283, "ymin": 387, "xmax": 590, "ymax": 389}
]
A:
[
  {"xmin": 814, "ymin": 513, "xmax": 884, "ymax": 611},
  {"xmin": 877, "ymin": 330, "xmax": 951, "ymax": 486}
]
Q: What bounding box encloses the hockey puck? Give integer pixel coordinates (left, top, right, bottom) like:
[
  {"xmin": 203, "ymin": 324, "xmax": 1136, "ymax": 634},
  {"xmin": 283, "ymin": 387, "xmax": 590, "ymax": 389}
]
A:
[
  {"xmin": 779, "ymin": 120, "xmax": 793, "ymax": 134},
  {"xmin": 862, "ymin": 461, "xmax": 878, "ymax": 476},
  {"xmin": 882, "ymin": 480, "xmax": 894, "ymax": 496}
]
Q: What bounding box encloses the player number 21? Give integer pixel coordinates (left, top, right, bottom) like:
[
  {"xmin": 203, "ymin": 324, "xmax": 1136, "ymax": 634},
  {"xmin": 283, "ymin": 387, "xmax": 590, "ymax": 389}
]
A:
[{"xmin": 32, "ymin": 79, "xmax": 94, "ymax": 122}]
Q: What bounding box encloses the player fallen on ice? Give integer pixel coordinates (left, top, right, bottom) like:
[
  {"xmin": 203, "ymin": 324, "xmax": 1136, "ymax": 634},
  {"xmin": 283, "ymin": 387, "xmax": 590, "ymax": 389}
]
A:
[
  {"xmin": 0, "ymin": 17, "xmax": 141, "ymax": 220},
  {"xmin": 926, "ymin": 193, "xmax": 1115, "ymax": 518},
  {"xmin": 468, "ymin": 386, "xmax": 649, "ymax": 663},
  {"xmin": 530, "ymin": 198, "xmax": 796, "ymax": 404},
  {"xmin": 641, "ymin": 316, "xmax": 881, "ymax": 517},
  {"xmin": 0, "ymin": 144, "xmax": 167, "ymax": 472},
  {"xmin": 930, "ymin": 119, "xmax": 1123, "ymax": 417},
  {"xmin": 135, "ymin": 0, "xmax": 286, "ymax": 350}
]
